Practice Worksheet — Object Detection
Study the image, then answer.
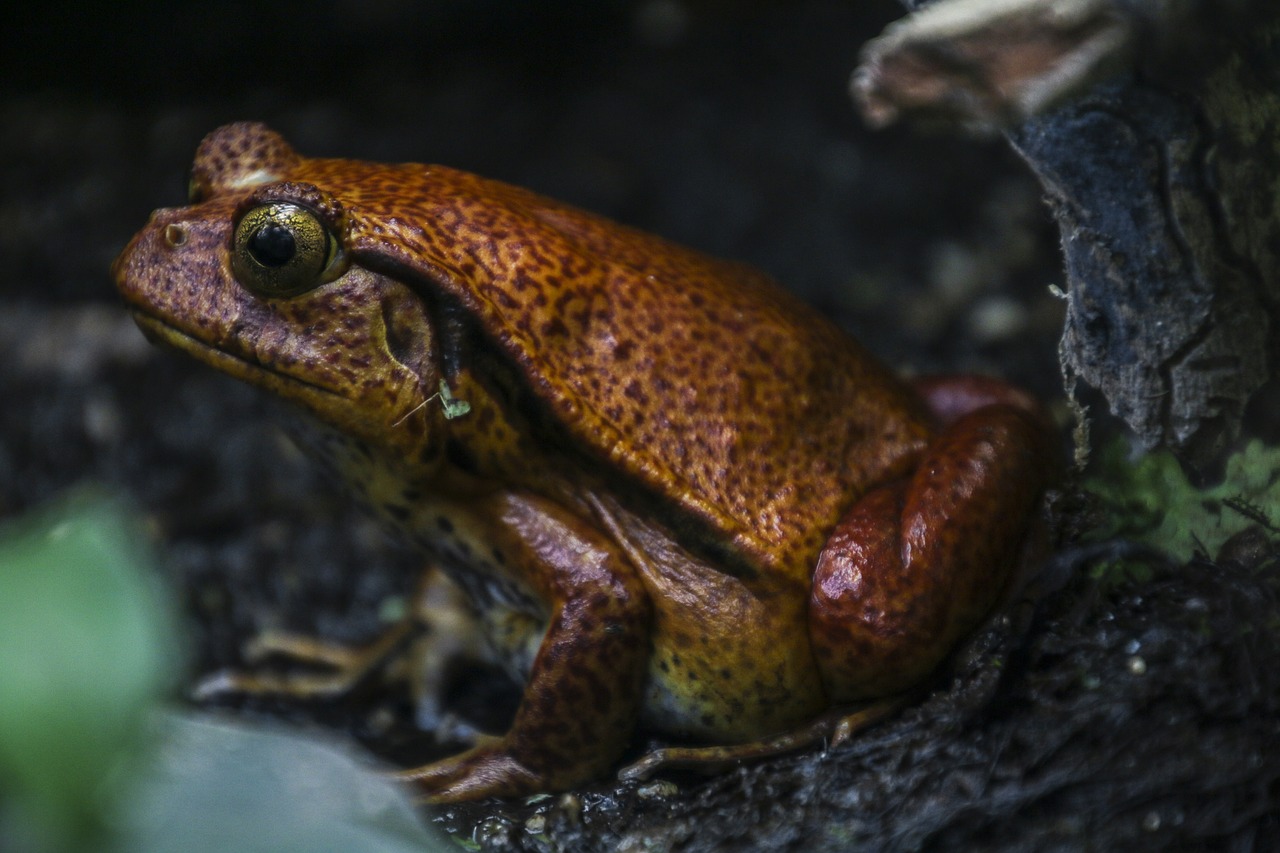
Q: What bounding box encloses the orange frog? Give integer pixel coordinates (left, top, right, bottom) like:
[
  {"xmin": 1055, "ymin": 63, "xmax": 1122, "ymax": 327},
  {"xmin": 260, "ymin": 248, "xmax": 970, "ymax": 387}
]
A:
[{"xmin": 113, "ymin": 122, "xmax": 1057, "ymax": 802}]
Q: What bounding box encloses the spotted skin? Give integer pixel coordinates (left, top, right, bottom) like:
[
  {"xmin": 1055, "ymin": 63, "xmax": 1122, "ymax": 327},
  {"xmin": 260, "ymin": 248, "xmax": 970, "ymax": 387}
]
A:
[
  {"xmin": 186, "ymin": 123, "xmax": 936, "ymax": 576},
  {"xmin": 113, "ymin": 123, "xmax": 1058, "ymax": 801}
]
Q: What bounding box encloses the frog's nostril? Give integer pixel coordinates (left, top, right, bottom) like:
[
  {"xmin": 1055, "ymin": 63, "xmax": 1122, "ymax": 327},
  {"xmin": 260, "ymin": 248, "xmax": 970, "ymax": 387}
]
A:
[{"xmin": 163, "ymin": 224, "xmax": 188, "ymax": 248}]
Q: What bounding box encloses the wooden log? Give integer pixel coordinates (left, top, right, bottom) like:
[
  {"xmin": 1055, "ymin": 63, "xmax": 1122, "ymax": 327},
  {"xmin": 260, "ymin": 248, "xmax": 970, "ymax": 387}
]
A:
[{"xmin": 856, "ymin": 0, "xmax": 1280, "ymax": 466}]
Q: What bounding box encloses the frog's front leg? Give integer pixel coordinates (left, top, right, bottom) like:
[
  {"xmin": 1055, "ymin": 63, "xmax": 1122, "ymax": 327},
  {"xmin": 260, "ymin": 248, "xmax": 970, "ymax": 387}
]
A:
[
  {"xmin": 398, "ymin": 492, "xmax": 652, "ymax": 802},
  {"xmin": 809, "ymin": 374, "xmax": 1058, "ymax": 702}
]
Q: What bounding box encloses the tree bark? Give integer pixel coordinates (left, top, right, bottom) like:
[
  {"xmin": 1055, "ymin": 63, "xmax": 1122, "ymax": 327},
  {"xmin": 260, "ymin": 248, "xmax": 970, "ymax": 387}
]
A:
[{"xmin": 857, "ymin": 0, "xmax": 1280, "ymax": 467}]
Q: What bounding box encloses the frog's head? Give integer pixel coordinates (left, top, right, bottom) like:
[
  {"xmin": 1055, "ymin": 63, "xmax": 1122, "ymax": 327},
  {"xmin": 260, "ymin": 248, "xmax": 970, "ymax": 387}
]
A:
[{"xmin": 113, "ymin": 123, "xmax": 447, "ymax": 472}]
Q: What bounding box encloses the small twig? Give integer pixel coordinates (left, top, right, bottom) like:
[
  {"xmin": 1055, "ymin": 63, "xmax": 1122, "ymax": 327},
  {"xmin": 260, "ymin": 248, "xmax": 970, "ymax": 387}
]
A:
[{"xmin": 1223, "ymin": 496, "xmax": 1278, "ymax": 533}]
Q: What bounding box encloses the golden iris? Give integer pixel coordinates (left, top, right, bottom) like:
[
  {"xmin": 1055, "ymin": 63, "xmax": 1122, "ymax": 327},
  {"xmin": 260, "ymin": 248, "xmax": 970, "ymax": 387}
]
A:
[{"xmin": 232, "ymin": 203, "xmax": 346, "ymax": 297}]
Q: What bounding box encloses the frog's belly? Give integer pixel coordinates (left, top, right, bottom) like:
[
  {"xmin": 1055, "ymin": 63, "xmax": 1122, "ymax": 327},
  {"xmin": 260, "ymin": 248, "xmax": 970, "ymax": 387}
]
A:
[{"xmin": 638, "ymin": 583, "xmax": 826, "ymax": 742}]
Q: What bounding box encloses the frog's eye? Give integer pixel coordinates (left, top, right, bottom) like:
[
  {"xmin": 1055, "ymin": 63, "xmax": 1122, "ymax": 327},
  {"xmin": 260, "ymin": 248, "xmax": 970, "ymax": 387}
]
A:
[{"xmin": 231, "ymin": 203, "xmax": 347, "ymax": 297}]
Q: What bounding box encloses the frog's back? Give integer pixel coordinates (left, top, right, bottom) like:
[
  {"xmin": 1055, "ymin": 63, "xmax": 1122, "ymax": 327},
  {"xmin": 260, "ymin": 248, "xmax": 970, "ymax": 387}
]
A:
[{"xmin": 261, "ymin": 135, "xmax": 931, "ymax": 570}]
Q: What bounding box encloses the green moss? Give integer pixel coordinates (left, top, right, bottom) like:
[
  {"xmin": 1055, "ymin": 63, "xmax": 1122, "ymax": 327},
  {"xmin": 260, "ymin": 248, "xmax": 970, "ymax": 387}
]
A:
[{"xmin": 1085, "ymin": 438, "xmax": 1280, "ymax": 561}]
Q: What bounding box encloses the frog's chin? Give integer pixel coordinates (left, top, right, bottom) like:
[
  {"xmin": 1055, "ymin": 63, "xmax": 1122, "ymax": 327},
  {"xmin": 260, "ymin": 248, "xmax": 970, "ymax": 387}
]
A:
[{"xmin": 130, "ymin": 311, "xmax": 346, "ymax": 405}]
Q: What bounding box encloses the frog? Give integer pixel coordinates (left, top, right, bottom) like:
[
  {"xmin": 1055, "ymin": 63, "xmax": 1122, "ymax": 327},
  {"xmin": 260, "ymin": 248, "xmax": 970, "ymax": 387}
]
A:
[{"xmin": 113, "ymin": 122, "xmax": 1058, "ymax": 803}]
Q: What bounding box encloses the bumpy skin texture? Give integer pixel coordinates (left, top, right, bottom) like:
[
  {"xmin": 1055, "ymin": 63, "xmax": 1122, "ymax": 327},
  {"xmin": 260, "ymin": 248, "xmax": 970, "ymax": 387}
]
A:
[{"xmin": 113, "ymin": 123, "xmax": 1058, "ymax": 801}]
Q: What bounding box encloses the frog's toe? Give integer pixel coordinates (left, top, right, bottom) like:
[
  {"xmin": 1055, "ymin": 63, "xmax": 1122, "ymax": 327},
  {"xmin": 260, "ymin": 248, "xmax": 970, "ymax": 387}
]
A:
[
  {"xmin": 190, "ymin": 657, "xmax": 368, "ymax": 703},
  {"xmin": 395, "ymin": 741, "xmax": 545, "ymax": 803},
  {"xmin": 191, "ymin": 620, "xmax": 423, "ymax": 703}
]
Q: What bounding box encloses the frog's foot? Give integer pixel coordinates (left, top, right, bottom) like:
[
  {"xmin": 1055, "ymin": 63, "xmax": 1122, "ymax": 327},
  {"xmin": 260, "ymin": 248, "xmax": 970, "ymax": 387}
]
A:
[
  {"xmin": 192, "ymin": 618, "xmax": 423, "ymax": 703},
  {"xmin": 394, "ymin": 737, "xmax": 569, "ymax": 804},
  {"xmin": 193, "ymin": 567, "xmax": 487, "ymax": 740},
  {"xmin": 618, "ymin": 698, "xmax": 904, "ymax": 782}
]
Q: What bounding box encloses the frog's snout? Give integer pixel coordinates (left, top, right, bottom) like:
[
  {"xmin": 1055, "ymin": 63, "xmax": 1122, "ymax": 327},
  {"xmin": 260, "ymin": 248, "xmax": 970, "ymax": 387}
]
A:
[
  {"xmin": 145, "ymin": 205, "xmax": 187, "ymax": 225},
  {"xmin": 112, "ymin": 206, "xmax": 221, "ymax": 313}
]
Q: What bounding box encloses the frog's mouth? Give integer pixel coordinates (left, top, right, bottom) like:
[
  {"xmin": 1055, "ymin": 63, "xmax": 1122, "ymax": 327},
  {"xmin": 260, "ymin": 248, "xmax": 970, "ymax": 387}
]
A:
[{"xmin": 130, "ymin": 311, "xmax": 347, "ymax": 403}]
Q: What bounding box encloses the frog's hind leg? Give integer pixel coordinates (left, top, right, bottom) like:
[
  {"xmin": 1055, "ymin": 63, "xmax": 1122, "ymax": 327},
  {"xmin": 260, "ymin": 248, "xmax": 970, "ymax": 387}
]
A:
[
  {"xmin": 808, "ymin": 375, "xmax": 1058, "ymax": 703},
  {"xmin": 194, "ymin": 565, "xmax": 486, "ymax": 738},
  {"xmin": 625, "ymin": 377, "xmax": 1057, "ymax": 784}
]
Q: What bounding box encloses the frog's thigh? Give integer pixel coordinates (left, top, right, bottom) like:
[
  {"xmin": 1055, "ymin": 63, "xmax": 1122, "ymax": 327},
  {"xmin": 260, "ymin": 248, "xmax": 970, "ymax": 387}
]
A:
[
  {"xmin": 403, "ymin": 493, "xmax": 652, "ymax": 802},
  {"xmin": 809, "ymin": 403, "xmax": 1054, "ymax": 702}
]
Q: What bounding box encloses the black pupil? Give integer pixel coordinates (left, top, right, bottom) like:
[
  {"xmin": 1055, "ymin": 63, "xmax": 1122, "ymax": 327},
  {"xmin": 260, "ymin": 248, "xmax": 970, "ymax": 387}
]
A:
[{"xmin": 248, "ymin": 222, "xmax": 297, "ymax": 267}]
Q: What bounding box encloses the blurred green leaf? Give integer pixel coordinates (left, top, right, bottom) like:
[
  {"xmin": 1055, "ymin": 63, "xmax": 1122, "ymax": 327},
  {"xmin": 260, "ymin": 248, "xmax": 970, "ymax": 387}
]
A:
[
  {"xmin": 111, "ymin": 712, "xmax": 450, "ymax": 853},
  {"xmin": 0, "ymin": 494, "xmax": 448, "ymax": 852},
  {"xmin": 0, "ymin": 493, "xmax": 179, "ymax": 851}
]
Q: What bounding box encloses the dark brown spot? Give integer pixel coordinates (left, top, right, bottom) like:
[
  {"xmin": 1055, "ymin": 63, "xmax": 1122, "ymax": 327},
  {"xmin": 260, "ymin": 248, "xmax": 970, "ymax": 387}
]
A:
[{"xmin": 541, "ymin": 317, "xmax": 569, "ymax": 338}]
